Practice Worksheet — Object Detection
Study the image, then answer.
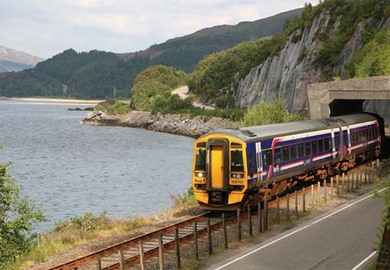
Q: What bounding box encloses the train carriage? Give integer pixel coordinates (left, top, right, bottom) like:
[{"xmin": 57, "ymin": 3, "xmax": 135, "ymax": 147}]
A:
[{"xmin": 192, "ymin": 114, "xmax": 381, "ymax": 211}]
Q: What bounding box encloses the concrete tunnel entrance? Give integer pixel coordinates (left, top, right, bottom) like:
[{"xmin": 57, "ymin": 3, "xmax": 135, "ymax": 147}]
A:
[
  {"xmin": 307, "ymin": 75, "xmax": 390, "ymax": 157},
  {"xmin": 329, "ymin": 99, "xmax": 365, "ymax": 116},
  {"xmin": 307, "ymin": 75, "xmax": 390, "ymax": 119}
]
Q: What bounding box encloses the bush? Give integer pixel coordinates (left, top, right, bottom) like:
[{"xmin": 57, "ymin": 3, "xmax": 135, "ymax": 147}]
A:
[
  {"xmin": 95, "ymin": 100, "xmax": 132, "ymax": 115},
  {"xmin": 0, "ymin": 149, "xmax": 46, "ymax": 267},
  {"xmin": 239, "ymin": 98, "xmax": 305, "ymax": 127}
]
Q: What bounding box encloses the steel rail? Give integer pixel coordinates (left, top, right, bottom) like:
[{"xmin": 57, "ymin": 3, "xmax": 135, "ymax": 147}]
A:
[{"xmin": 49, "ymin": 212, "xmax": 210, "ymax": 270}]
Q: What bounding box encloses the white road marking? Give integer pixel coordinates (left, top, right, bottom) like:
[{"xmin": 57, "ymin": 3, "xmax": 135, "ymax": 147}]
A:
[
  {"xmin": 351, "ymin": 251, "xmax": 377, "ymax": 270},
  {"xmin": 214, "ymin": 188, "xmax": 387, "ymax": 270}
]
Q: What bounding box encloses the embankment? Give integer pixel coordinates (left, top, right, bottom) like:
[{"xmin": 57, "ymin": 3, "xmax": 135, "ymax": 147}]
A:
[{"xmin": 82, "ymin": 110, "xmax": 230, "ymax": 138}]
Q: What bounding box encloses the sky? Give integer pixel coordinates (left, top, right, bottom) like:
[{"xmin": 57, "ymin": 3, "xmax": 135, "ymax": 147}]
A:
[{"xmin": 1, "ymin": 0, "xmax": 316, "ymax": 59}]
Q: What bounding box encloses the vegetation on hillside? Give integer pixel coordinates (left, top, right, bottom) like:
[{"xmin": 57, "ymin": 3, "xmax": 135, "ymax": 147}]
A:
[
  {"xmin": 0, "ymin": 49, "xmax": 150, "ymax": 99},
  {"xmin": 0, "ymin": 147, "xmax": 46, "ymax": 267},
  {"xmin": 239, "ymin": 98, "xmax": 306, "ymax": 127},
  {"xmin": 187, "ymin": 0, "xmax": 390, "ymax": 106},
  {"xmin": 187, "ymin": 36, "xmax": 285, "ymax": 107},
  {"xmin": 0, "ymin": 10, "xmax": 300, "ymax": 99},
  {"xmin": 130, "ymin": 65, "xmax": 190, "ymax": 113},
  {"xmin": 348, "ymin": 28, "xmax": 390, "ymax": 78}
]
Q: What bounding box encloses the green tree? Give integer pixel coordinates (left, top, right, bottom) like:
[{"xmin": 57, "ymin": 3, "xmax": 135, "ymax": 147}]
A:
[
  {"xmin": 0, "ymin": 146, "xmax": 46, "ymax": 267},
  {"xmin": 130, "ymin": 65, "xmax": 188, "ymax": 111},
  {"xmin": 239, "ymin": 98, "xmax": 305, "ymax": 127}
]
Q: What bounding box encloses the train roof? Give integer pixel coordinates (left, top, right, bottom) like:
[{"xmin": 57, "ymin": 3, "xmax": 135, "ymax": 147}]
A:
[{"xmin": 204, "ymin": 114, "xmax": 378, "ymax": 142}]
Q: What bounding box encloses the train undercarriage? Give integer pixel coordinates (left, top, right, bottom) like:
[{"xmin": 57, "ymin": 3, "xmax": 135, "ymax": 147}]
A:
[{"xmin": 243, "ymin": 148, "xmax": 380, "ymax": 209}]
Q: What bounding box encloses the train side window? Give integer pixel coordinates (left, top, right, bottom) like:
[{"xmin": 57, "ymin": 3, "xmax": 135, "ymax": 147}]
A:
[
  {"xmin": 248, "ymin": 153, "xmax": 255, "ymax": 170},
  {"xmin": 318, "ymin": 139, "xmax": 324, "ymax": 153},
  {"xmin": 357, "ymin": 131, "xmax": 362, "ymax": 142},
  {"xmin": 364, "ymin": 129, "xmax": 369, "ymax": 141},
  {"xmin": 298, "ymin": 143, "xmax": 304, "ymax": 157},
  {"xmin": 368, "ymin": 128, "xmax": 373, "ymax": 140},
  {"xmin": 373, "ymin": 128, "xmax": 378, "ymax": 138},
  {"xmin": 264, "ymin": 150, "xmax": 273, "ymax": 165},
  {"xmin": 324, "ymin": 138, "xmax": 330, "ymax": 151},
  {"xmin": 350, "ymin": 133, "xmax": 355, "ymax": 144},
  {"xmin": 282, "ymin": 147, "xmax": 290, "ymax": 162},
  {"xmin": 311, "ymin": 141, "xmax": 318, "ymax": 154},
  {"xmin": 291, "ymin": 145, "xmax": 298, "ymax": 160},
  {"xmin": 274, "ymin": 148, "xmax": 282, "ymax": 163},
  {"xmin": 305, "ymin": 142, "xmax": 311, "ymax": 156}
]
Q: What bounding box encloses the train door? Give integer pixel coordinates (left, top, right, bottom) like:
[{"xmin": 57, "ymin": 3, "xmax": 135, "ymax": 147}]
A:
[
  {"xmin": 255, "ymin": 142, "xmax": 263, "ymax": 184},
  {"xmin": 331, "ymin": 129, "xmax": 337, "ymax": 159},
  {"xmin": 206, "ymin": 138, "xmax": 229, "ymax": 191}
]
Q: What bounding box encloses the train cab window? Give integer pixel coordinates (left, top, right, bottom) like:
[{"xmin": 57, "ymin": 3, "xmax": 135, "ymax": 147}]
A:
[
  {"xmin": 274, "ymin": 148, "xmax": 282, "ymax": 163},
  {"xmin": 195, "ymin": 148, "xmax": 206, "ymax": 171},
  {"xmin": 264, "ymin": 149, "xmax": 273, "ymax": 165},
  {"xmin": 311, "ymin": 141, "xmax": 318, "ymax": 154},
  {"xmin": 298, "ymin": 143, "xmax": 304, "ymax": 158},
  {"xmin": 291, "ymin": 145, "xmax": 298, "ymax": 160},
  {"xmin": 305, "ymin": 142, "xmax": 311, "ymax": 156},
  {"xmin": 324, "ymin": 138, "xmax": 330, "ymax": 151},
  {"xmin": 282, "ymin": 147, "xmax": 290, "ymax": 162},
  {"xmin": 231, "ymin": 150, "xmax": 244, "ymax": 171}
]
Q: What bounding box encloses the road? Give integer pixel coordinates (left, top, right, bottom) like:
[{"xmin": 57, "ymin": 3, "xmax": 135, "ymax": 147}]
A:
[{"xmin": 202, "ymin": 189, "xmax": 386, "ymax": 270}]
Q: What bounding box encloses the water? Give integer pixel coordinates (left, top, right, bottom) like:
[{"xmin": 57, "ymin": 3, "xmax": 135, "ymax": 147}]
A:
[{"xmin": 0, "ymin": 99, "xmax": 194, "ymax": 232}]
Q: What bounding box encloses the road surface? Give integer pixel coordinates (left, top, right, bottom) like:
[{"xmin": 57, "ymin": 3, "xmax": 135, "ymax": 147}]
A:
[{"xmin": 202, "ymin": 189, "xmax": 386, "ymax": 270}]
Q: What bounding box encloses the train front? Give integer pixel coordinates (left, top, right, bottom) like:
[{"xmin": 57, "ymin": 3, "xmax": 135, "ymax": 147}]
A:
[{"xmin": 192, "ymin": 132, "xmax": 248, "ymax": 211}]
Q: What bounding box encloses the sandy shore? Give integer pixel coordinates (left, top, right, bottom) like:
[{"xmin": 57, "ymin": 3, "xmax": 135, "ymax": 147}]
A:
[{"xmin": 5, "ymin": 97, "xmax": 105, "ymax": 106}]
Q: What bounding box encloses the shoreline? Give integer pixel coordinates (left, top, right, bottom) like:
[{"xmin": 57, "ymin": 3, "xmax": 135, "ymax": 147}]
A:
[
  {"xmin": 4, "ymin": 97, "xmax": 104, "ymax": 106},
  {"xmin": 82, "ymin": 110, "xmax": 230, "ymax": 138}
]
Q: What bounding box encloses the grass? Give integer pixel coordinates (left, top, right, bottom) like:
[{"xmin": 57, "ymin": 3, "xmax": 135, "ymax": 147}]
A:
[{"xmin": 7, "ymin": 190, "xmax": 198, "ymax": 269}]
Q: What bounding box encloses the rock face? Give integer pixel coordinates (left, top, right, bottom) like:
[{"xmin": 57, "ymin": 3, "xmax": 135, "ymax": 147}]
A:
[
  {"xmin": 233, "ymin": 8, "xmax": 390, "ymax": 122},
  {"xmin": 82, "ymin": 111, "xmax": 229, "ymax": 138}
]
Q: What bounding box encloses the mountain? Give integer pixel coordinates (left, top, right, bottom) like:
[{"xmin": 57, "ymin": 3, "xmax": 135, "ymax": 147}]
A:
[
  {"xmin": 117, "ymin": 8, "xmax": 303, "ymax": 73},
  {"xmin": 0, "ymin": 8, "xmax": 302, "ymax": 98},
  {"xmin": 0, "ymin": 46, "xmax": 44, "ymax": 72}
]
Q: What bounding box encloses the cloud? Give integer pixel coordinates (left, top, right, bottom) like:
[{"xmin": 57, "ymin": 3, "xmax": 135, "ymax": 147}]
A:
[{"xmin": 0, "ymin": 0, "xmax": 316, "ymax": 58}]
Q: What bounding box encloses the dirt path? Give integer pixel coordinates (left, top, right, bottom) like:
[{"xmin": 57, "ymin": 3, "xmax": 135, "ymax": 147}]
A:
[{"xmin": 172, "ymin": 86, "xmax": 214, "ymax": 110}]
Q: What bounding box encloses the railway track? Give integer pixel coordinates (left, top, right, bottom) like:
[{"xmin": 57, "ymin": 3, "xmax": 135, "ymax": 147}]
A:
[
  {"xmin": 49, "ymin": 211, "xmax": 227, "ymax": 270},
  {"xmin": 48, "ymin": 161, "xmax": 385, "ymax": 270}
]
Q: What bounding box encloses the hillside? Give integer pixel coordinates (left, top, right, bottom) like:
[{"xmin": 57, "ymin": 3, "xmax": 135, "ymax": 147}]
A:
[
  {"xmin": 188, "ymin": 0, "xmax": 390, "ymax": 122},
  {"xmin": 117, "ymin": 9, "xmax": 303, "ymax": 73},
  {"xmin": 0, "ymin": 9, "xmax": 302, "ymax": 99},
  {"xmin": 0, "ymin": 45, "xmax": 44, "ymax": 72}
]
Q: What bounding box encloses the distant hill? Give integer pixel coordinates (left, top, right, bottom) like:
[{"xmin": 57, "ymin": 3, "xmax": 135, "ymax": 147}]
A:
[
  {"xmin": 0, "ymin": 8, "xmax": 302, "ymax": 98},
  {"xmin": 117, "ymin": 8, "xmax": 303, "ymax": 73},
  {"xmin": 0, "ymin": 45, "xmax": 44, "ymax": 72}
]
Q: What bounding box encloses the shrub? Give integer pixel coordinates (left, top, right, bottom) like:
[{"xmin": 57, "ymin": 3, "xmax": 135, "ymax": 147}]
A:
[{"xmin": 239, "ymin": 98, "xmax": 305, "ymax": 127}]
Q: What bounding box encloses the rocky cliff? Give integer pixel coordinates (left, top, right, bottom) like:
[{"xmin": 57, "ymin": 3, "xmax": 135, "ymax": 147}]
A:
[{"xmin": 233, "ymin": 6, "xmax": 390, "ymax": 120}]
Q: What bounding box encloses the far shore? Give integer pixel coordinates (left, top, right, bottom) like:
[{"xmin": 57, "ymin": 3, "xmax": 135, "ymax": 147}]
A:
[{"xmin": 2, "ymin": 97, "xmax": 105, "ymax": 106}]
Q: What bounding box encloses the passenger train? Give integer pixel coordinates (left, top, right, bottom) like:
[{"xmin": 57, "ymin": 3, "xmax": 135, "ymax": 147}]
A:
[{"xmin": 192, "ymin": 113, "xmax": 382, "ymax": 211}]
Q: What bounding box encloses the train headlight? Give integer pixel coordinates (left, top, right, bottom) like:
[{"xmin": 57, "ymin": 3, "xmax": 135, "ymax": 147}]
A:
[
  {"xmin": 196, "ymin": 172, "xmax": 205, "ymax": 177},
  {"xmin": 231, "ymin": 173, "xmax": 244, "ymax": 178}
]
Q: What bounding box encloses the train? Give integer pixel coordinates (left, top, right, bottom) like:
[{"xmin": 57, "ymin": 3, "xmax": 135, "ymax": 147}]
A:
[{"xmin": 192, "ymin": 113, "xmax": 383, "ymax": 211}]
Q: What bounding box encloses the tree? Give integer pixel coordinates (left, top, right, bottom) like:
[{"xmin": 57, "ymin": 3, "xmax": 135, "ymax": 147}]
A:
[{"xmin": 0, "ymin": 146, "xmax": 46, "ymax": 266}]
